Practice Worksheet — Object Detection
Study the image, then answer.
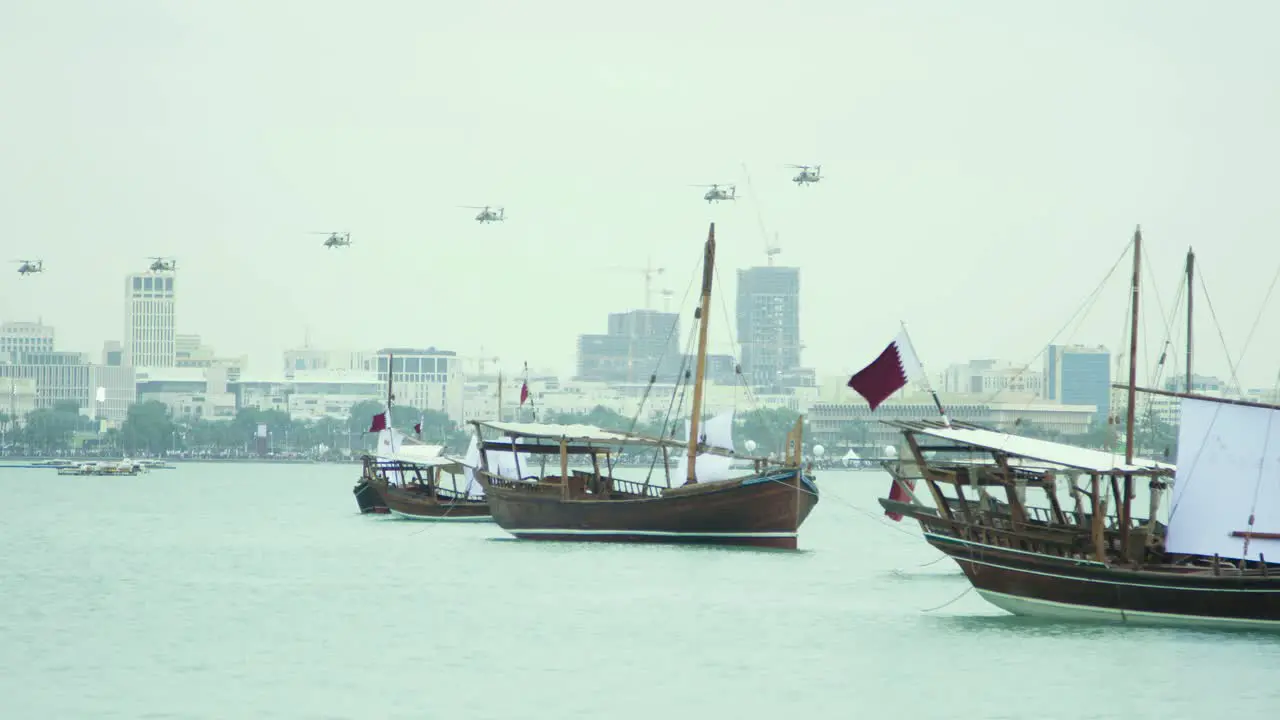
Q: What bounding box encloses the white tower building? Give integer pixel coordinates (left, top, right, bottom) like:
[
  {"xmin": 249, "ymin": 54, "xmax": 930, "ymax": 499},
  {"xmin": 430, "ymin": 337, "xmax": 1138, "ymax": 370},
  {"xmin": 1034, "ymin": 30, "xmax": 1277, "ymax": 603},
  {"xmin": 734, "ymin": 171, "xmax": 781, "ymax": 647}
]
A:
[{"xmin": 124, "ymin": 271, "xmax": 176, "ymax": 368}]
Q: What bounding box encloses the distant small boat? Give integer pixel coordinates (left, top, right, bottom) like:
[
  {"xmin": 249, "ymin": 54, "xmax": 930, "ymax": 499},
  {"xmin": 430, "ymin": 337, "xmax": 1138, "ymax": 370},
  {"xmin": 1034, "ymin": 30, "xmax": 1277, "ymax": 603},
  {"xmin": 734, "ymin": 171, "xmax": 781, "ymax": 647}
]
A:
[
  {"xmin": 57, "ymin": 460, "xmax": 142, "ymax": 476},
  {"xmin": 361, "ymin": 452, "xmax": 490, "ymax": 522}
]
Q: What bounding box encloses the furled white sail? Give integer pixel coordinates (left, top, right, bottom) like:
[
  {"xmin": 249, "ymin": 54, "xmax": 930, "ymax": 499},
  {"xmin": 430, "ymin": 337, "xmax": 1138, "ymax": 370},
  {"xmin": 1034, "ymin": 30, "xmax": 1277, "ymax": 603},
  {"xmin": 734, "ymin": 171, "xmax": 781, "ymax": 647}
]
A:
[
  {"xmin": 1166, "ymin": 397, "xmax": 1280, "ymax": 562},
  {"xmin": 673, "ymin": 409, "xmax": 735, "ymax": 483},
  {"xmin": 462, "ymin": 434, "xmax": 485, "ymax": 498},
  {"xmin": 376, "ymin": 428, "xmax": 407, "ymax": 485}
]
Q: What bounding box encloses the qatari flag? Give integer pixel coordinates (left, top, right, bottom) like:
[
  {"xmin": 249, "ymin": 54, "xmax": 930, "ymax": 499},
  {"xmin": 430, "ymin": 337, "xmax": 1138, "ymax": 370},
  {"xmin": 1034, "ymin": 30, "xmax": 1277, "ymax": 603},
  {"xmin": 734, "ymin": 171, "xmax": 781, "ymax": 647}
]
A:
[
  {"xmin": 885, "ymin": 477, "xmax": 918, "ymax": 522},
  {"xmin": 368, "ymin": 411, "xmax": 388, "ymax": 433},
  {"xmin": 847, "ymin": 330, "xmax": 923, "ymax": 410}
]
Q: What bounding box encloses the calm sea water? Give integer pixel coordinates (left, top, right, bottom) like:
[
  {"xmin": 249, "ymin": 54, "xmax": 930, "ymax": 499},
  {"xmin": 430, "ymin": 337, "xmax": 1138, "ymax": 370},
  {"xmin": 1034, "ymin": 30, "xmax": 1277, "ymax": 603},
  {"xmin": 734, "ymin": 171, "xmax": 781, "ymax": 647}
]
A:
[{"xmin": 2, "ymin": 464, "xmax": 1278, "ymax": 719}]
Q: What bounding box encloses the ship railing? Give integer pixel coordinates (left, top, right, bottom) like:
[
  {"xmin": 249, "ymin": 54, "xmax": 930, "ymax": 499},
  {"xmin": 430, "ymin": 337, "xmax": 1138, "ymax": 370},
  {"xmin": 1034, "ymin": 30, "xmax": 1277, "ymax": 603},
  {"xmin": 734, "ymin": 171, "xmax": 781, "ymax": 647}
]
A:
[
  {"xmin": 1016, "ymin": 505, "xmax": 1146, "ymax": 530},
  {"xmin": 610, "ymin": 477, "xmax": 667, "ymax": 498}
]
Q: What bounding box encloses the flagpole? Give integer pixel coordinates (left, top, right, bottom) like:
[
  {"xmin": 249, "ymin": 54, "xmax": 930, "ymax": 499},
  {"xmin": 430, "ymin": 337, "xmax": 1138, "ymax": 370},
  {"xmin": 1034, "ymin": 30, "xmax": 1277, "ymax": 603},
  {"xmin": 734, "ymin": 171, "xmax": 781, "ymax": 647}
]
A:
[
  {"xmin": 898, "ymin": 321, "xmax": 951, "ymax": 428},
  {"xmin": 522, "ymin": 361, "xmax": 537, "ymax": 421}
]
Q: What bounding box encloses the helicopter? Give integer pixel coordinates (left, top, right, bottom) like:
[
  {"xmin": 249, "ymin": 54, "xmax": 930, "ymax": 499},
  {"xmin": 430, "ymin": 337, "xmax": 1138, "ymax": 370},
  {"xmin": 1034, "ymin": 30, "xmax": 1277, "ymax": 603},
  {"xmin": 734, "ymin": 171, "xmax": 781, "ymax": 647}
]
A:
[
  {"xmin": 313, "ymin": 232, "xmax": 352, "ymax": 248},
  {"xmin": 692, "ymin": 184, "xmax": 737, "ymax": 203},
  {"xmin": 15, "ymin": 259, "xmax": 43, "ymax": 276},
  {"xmin": 461, "ymin": 206, "xmax": 505, "ymax": 223},
  {"xmin": 148, "ymin": 256, "xmax": 177, "ymax": 272},
  {"xmin": 787, "ymin": 164, "xmax": 822, "ymax": 186}
]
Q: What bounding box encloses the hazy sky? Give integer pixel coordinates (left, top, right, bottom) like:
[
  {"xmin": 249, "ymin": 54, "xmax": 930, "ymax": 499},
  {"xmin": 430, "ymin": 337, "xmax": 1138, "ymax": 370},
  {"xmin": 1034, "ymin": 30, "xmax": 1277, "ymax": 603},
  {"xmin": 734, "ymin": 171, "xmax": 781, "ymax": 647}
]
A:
[{"xmin": 3, "ymin": 1, "xmax": 1279, "ymax": 389}]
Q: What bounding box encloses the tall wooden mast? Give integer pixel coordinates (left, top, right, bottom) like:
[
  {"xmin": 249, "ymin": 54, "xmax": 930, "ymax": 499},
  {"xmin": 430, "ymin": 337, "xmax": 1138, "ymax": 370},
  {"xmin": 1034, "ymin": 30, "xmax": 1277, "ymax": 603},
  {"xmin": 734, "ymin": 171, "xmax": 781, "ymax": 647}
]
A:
[
  {"xmin": 387, "ymin": 351, "xmax": 394, "ymax": 413},
  {"xmin": 1125, "ymin": 227, "xmax": 1141, "ymax": 465},
  {"xmin": 1185, "ymin": 247, "xmax": 1195, "ymax": 392},
  {"xmin": 685, "ymin": 223, "xmax": 716, "ymax": 486}
]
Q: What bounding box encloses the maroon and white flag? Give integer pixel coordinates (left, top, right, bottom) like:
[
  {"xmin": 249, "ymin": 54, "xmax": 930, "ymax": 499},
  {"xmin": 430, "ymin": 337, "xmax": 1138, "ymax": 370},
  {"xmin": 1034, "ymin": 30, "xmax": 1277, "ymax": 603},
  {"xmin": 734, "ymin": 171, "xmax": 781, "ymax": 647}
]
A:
[
  {"xmin": 368, "ymin": 411, "xmax": 388, "ymax": 433},
  {"xmin": 847, "ymin": 330, "xmax": 924, "ymax": 411},
  {"xmin": 884, "ymin": 477, "xmax": 917, "ymax": 522}
]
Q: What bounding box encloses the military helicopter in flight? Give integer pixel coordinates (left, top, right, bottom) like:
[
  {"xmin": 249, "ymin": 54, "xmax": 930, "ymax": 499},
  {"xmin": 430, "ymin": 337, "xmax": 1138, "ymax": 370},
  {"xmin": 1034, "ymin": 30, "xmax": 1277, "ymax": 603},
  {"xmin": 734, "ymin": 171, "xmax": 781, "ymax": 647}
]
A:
[
  {"xmin": 148, "ymin": 256, "xmax": 177, "ymax": 272},
  {"xmin": 314, "ymin": 232, "xmax": 352, "ymax": 248},
  {"xmin": 462, "ymin": 206, "xmax": 505, "ymax": 223},
  {"xmin": 787, "ymin": 164, "xmax": 822, "ymax": 186},
  {"xmin": 15, "ymin": 259, "xmax": 43, "ymax": 276},
  {"xmin": 692, "ymin": 184, "xmax": 737, "ymax": 203}
]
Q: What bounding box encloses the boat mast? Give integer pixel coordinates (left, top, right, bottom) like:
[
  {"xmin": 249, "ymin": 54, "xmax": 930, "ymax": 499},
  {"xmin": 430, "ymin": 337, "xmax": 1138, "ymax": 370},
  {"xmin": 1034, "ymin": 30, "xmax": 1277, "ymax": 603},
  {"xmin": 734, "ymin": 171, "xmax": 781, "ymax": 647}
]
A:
[
  {"xmin": 1125, "ymin": 227, "xmax": 1141, "ymax": 465},
  {"xmin": 387, "ymin": 351, "xmax": 394, "ymax": 416},
  {"xmin": 1185, "ymin": 247, "xmax": 1194, "ymax": 392},
  {"xmin": 685, "ymin": 223, "xmax": 716, "ymax": 486}
]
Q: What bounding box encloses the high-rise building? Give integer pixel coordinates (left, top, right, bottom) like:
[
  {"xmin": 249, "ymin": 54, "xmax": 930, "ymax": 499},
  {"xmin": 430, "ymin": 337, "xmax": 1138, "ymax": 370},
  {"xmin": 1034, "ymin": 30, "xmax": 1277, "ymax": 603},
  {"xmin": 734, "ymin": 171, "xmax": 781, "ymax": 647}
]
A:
[
  {"xmin": 736, "ymin": 266, "xmax": 801, "ymax": 388},
  {"xmin": 576, "ymin": 310, "xmax": 682, "ymax": 383},
  {"xmin": 124, "ymin": 270, "xmax": 176, "ymax": 368},
  {"xmin": 1045, "ymin": 344, "xmax": 1111, "ymax": 421}
]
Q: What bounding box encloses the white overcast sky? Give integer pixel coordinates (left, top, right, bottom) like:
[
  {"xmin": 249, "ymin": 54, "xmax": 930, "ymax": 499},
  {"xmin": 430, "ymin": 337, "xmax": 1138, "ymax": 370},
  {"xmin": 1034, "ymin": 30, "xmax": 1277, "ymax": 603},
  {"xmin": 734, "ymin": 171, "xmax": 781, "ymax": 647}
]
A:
[{"xmin": 2, "ymin": 1, "xmax": 1278, "ymax": 388}]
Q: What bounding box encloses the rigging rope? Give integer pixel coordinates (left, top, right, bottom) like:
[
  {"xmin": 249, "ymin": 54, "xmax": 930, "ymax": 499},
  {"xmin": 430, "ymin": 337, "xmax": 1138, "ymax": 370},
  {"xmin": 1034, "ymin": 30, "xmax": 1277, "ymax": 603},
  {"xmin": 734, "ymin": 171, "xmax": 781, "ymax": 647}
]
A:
[
  {"xmin": 1242, "ymin": 368, "xmax": 1280, "ymax": 557},
  {"xmin": 920, "ymin": 586, "xmax": 974, "ymax": 613},
  {"xmin": 970, "ymin": 238, "xmax": 1135, "ymax": 466},
  {"xmin": 1197, "ymin": 272, "xmax": 1244, "ymax": 392},
  {"xmin": 1229, "ymin": 258, "xmax": 1280, "ymax": 387}
]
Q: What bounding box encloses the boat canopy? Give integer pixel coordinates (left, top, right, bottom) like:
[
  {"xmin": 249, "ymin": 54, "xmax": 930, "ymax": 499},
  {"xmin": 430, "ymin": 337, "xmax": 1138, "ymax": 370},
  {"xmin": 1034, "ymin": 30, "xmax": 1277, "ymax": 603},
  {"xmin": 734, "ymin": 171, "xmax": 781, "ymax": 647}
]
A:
[
  {"xmin": 381, "ymin": 452, "xmax": 468, "ymax": 473},
  {"xmin": 883, "ymin": 419, "xmax": 1175, "ymax": 475},
  {"xmin": 471, "ymin": 419, "xmax": 740, "ymax": 458}
]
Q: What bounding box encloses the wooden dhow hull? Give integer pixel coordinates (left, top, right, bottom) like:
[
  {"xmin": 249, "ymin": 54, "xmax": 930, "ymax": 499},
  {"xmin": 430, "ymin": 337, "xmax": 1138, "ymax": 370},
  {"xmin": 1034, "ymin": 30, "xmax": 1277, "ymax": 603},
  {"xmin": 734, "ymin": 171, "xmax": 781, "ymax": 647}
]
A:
[
  {"xmin": 383, "ymin": 484, "xmax": 491, "ymax": 522},
  {"xmin": 885, "ymin": 499, "xmax": 1280, "ymax": 629},
  {"xmin": 482, "ymin": 469, "xmax": 819, "ymax": 549},
  {"xmin": 353, "ymin": 478, "xmax": 389, "ymax": 514}
]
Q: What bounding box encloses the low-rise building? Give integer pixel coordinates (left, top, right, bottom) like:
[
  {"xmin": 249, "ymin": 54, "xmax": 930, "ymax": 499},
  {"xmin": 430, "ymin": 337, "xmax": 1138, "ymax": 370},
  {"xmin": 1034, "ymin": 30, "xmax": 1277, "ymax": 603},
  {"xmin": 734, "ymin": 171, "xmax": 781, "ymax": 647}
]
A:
[
  {"xmin": 0, "ymin": 350, "xmax": 136, "ymax": 425},
  {"xmin": 135, "ymin": 366, "xmax": 236, "ymax": 422},
  {"xmin": 807, "ymin": 391, "xmax": 1097, "ymax": 451}
]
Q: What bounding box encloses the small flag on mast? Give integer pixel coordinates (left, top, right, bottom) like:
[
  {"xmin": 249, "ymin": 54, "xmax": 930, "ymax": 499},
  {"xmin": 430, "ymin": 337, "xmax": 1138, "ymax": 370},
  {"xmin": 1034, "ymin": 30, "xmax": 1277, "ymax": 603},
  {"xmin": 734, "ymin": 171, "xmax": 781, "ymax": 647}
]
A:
[
  {"xmin": 368, "ymin": 412, "xmax": 388, "ymax": 433},
  {"xmin": 519, "ymin": 361, "xmax": 531, "ymax": 406}
]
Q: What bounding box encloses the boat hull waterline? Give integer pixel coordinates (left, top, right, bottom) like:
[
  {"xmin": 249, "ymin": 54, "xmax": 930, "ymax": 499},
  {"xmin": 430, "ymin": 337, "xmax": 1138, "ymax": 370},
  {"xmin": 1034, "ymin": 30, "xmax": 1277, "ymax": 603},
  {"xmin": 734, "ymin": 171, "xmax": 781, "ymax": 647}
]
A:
[
  {"xmin": 484, "ymin": 470, "xmax": 818, "ymax": 550},
  {"xmin": 383, "ymin": 485, "xmax": 491, "ymax": 521},
  {"xmin": 924, "ymin": 530, "xmax": 1280, "ymax": 629}
]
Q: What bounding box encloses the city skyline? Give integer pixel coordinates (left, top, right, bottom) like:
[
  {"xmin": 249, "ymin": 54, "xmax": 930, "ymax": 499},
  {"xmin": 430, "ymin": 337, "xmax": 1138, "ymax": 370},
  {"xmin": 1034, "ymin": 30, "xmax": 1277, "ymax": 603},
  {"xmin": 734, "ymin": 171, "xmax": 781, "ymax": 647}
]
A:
[{"xmin": 3, "ymin": 3, "xmax": 1280, "ymax": 390}]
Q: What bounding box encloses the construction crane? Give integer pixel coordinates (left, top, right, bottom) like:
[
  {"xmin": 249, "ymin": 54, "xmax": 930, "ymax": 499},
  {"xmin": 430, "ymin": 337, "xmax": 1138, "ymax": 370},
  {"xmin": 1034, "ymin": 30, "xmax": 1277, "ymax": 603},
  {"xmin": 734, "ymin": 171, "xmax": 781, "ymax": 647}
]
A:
[
  {"xmin": 765, "ymin": 232, "xmax": 781, "ymax": 266},
  {"xmin": 608, "ymin": 259, "xmax": 666, "ymax": 310},
  {"xmin": 457, "ymin": 350, "xmax": 502, "ymax": 377}
]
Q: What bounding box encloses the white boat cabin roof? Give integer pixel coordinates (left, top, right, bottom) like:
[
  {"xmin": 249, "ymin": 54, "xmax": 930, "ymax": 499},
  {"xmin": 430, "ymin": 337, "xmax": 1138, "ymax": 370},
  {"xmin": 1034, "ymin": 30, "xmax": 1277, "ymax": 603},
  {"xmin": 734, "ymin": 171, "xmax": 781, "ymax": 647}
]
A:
[
  {"xmin": 376, "ymin": 451, "xmax": 467, "ymax": 472},
  {"xmin": 884, "ymin": 420, "xmax": 1175, "ymax": 475},
  {"xmin": 471, "ymin": 420, "xmax": 739, "ymax": 457}
]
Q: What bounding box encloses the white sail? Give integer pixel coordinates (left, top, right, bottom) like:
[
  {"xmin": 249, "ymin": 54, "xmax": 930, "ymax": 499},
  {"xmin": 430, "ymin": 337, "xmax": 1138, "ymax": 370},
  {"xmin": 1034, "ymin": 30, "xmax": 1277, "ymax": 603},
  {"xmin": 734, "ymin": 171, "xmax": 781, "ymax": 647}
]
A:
[
  {"xmin": 674, "ymin": 409, "xmax": 735, "ymax": 483},
  {"xmin": 1166, "ymin": 397, "xmax": 1280, "ymax": 562}
]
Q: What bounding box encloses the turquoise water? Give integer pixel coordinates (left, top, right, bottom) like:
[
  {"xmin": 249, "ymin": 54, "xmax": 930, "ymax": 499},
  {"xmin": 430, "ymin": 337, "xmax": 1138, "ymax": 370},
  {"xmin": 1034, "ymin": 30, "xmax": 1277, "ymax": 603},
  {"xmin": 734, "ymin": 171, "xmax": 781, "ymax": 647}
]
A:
[{"xmin": 2, "ymin": 464, "xmax": 1278, "ymax": 719}]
